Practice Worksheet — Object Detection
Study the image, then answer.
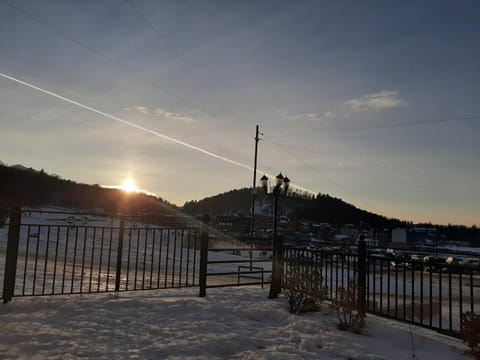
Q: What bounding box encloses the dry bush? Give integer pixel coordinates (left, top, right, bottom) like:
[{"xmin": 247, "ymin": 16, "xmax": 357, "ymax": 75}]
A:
[
  {"xmin": 283, "ymin": 256, "xmax": 327, "ymax": 314},
  {"xmin": 329, "ymin": 280, "xmax": 365, "ymax": 333},
  {"xmin": 462, "ymin": 311, "xmax": 480, "ymax": 359}
]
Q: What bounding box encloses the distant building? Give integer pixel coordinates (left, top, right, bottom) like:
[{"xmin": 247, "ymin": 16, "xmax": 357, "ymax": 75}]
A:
[
  {"xmin": 214, "ymin": 215, "xmax": 250, "ymax": 234},
  {"xmin": 408, "ymin": 227, "xmax": 440, "ymax": 244},
  {"xmin": 340, "ymin": 224, "xmax": 357, "ymax": 237},
  {"xmin": 392, "ymin": 228, "xmax": 407, "ymax": 243},
  {"xmin": 312, "ymin": 223, "xmax": 335, "ymax": 242},
  {"xmin": 335, "ymin": 234, "xmax": 351, "ymax": 242}
]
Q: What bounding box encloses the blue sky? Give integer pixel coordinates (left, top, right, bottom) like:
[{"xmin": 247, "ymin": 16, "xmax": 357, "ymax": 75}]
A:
[{"xmin": 1, "ymin": 0, "xmax": 479, "ymax": 225}]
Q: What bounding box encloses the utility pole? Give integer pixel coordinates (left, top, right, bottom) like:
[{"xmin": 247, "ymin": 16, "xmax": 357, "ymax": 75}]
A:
[
  {"xmin": 249, "ymin": 125, "xmax": 260, "ymax": 271},
  {"xmin": 250, "ymin": 125, "xmax": 260, "ymax": 238}
]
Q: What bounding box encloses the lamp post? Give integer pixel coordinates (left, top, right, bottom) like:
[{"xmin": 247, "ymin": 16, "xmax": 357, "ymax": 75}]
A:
[{"xmin": 261, "ymin": 173, "xmax": 290, "ymax": 299}]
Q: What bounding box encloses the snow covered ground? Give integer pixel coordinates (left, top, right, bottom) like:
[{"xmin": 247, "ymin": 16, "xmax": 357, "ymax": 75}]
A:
[{"xmin": 0, "ymin": 286, "xmax": 469, "ymax": 360}]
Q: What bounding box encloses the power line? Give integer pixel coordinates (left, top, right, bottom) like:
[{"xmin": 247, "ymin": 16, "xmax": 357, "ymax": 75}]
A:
[
  {"xmin": 0, "ymin": 72, "xmax": 316, "ymax": 195},
  {"xmin": 262, "ymin": 136, "xmax": 480, "ymax": 217},
  {"xmin": 124, "ymin": 0, "xmax": 157, "ymax": 31},
  {"xmin": 4, "ymin": 2, "xmax": 311, "ymax": 194},
  {"xmin": 266, "ymin": 136, "xmax": 480, "ymax": 189},
  {"xmin": 122, "ymin": 0, "xmax": 252, "ymax": 138},
  {"xmin": 263, "ymin": 138, "xmax": 347, "ymax": 193},
  {"xmin": 0, "ymin": 72, "xmax": 252, "ymax": 171},
  {"xmin": 8, "ymin": 2, "xmax": 102, "ymax": 56},
  {"xmin": 261, "ymin": 138, "xmax": 388, "ymax": 216},
  {"xmin": 268, "ymin": 116, "xmax": 480, "ymax": 138},
  {"xmin": 6, "ymin": 1, "xmax": 220, "ymax": 122},
  {"xmin": 367, "ymin": 162, "xmax": 480, "ymax": 188}
]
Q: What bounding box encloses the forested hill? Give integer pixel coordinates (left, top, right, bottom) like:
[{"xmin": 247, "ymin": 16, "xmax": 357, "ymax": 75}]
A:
[
  {"xmin": 0, "ymin": 164, "xmax": 174, "ymax": 214},
  {"xmin": 183, "ymin": 188, "xmax": 405, "ymax": 228}
]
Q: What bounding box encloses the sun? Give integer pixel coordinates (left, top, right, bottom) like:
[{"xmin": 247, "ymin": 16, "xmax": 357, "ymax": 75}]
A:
[{"xmin": 121, "ymin": 179, "xmax": 138, "ymax": 193}]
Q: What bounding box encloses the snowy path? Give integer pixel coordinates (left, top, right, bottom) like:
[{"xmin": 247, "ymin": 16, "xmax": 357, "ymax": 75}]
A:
[{"xmin": 0, "ymin": 286, "xmax": 469, "ymax": 359}]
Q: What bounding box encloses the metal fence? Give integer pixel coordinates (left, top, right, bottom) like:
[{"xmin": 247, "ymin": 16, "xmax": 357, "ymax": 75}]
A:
[
  {"xmin": 1, "ymin": 209, "xmax": 201, "ymax": 303},
  {"xmin": 283, "ymin": 245, "xmax": 358, "ymax": 299},
  {"xmin": 204, "ymin": 246, "xmax": 272, "ymax": 290},
  {"xmin": 283, "ymin": 243, "xmax": 480, "ymax": 338},
  {"xmin": 365, "ymin": 251, "xmax": 480, "ymax": 337},
  {"xmin": 4, "ymin": 209, "xmax": 480, "ymax": 341}
]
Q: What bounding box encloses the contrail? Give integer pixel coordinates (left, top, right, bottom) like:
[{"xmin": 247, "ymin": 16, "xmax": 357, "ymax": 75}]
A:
[
  {"xmin": 0, "ymin": 72, "xmax": 316, "ymax": 194},
  {"xmin": 0, "ymin": 72, "xmax": 251, "ymax": 170}
]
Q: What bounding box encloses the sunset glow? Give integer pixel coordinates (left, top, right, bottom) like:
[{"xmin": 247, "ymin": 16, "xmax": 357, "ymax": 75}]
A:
[
  {"xmin": 120, "ymin": 179, "xmax": 138, "ymax": 193},
  {"xmin": 101, "ymin": 179, "xmax": 158, "ymax": 197},
  {"xmin": 0, "ymin": 1, "xmax": 478, "ymax": 225}
]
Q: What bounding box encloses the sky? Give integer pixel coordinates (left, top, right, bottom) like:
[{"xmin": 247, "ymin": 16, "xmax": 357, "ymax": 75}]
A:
[{"xmin": 0, "ymin": 0, "xmax": 479, "ymax": 226}]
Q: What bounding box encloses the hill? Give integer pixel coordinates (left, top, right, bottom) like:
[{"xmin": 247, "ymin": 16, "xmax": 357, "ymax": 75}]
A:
[
  {"xmin": 2, "ymin": 163, "xmax": 476, "ymax": 241},
  {"xmin": 0, "ymin": 164, "xmax": 175, "ymax": 215},
  {"xmin": 183, "ymin": 188, "xmax": 405, "ymax": 228}
]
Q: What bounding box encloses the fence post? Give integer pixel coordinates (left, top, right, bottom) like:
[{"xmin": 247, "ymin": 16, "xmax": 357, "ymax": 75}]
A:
[
  {"xmin": 357, "ymin": 238, "xmax": 367, "ymax": 317},
  {"xmin": 269, "ymin": 193, "xmax": 282, "ymax": 299},
  {"xmin": 115, "ymin": 216, "xmax": 125, "ymax": 294},
  {"xmin": 2, "ymin": 208, "xmax": 21, "ymax": 304},
  {"xmin": 199, "ymin": 215, "xmax": 209, "ymax": 297}
]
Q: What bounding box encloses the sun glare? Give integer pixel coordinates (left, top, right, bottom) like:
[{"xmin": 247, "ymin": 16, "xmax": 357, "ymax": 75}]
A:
[{"xmin": 122, "ymin": 179, "xmax": 137, "ymax": 193}]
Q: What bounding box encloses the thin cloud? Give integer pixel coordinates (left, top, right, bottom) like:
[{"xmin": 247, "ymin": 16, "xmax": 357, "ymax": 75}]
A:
[
  {"xmin": 0, "ymin": 71, "xmax": 320, "ymax": 199},
  {"xmin": 133, "ymin": 105, "xmax": 149, "ymax": 114},
  {"xmin": 154, "ymin": 108, "xmax": 196, "ymax": 124},
  {"xmin": 276, "ymin": 110, "xmax": 334, "ymax": 122},
  {"xmin": 323, "ymin": 111, "xmax": 335, "ymax": 120},
  {"xmin": 128, "ymin": 105, "xmax": 196, "ymax": 123},
  {"xmin": 345, "ymin": 91, "xmax": 407, "ymax": 111}
]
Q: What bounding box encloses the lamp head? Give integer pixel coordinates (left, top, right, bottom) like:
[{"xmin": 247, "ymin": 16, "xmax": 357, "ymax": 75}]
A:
[
  {"xmin": 275, "ymin": 173, "xmax": 284, "ymax": 187},
  {"xmin": 283, "ymin": 176, "xmax": 290, "ymax": 193},
  {"xmin": 260, "ymin": 175, "xmax": 269, "ymax": 193}
]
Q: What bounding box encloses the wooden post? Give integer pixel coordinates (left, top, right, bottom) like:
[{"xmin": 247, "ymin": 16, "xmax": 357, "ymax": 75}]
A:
[
  {"xmin": 199, "ymin": 215, "xmax": 209, "ymax": 297},
  {"xmin": 2, "ymin": 208, "xmax": 22, "ymax": 304},
  {"xmin": 269, "ymin": 192, "xmax": 281, "ymax": 298},
  {"xmin": 357, "ymin": 238, "xmax": 367, "ymax": 317},
  {"xmin": 115, "ymin": 216, "xmax": 125, "ymax": 294}
]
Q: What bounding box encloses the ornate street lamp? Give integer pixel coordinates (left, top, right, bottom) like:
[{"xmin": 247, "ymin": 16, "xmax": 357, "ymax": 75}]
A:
[{"xmin": 261, "ymin": 173, "xmax": 290, "ymax": 299}]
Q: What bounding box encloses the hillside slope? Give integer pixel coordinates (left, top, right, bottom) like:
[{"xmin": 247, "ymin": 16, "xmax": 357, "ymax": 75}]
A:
[
  {"xmin": 183, "ymin": 188, "xmax": 404, "ymax": 228},
  {"xmin": 0, "ymin": 164, "xmax": 174, "ymax": 214}
]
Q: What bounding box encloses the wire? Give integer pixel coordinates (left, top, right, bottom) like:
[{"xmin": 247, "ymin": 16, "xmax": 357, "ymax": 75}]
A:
[
  {"xmin": 8, "ymin": 2, "xmax": 102, "ymax": 56},
  {"xmin": 264, "ymin": 139, "xmax": 347, "ymax": 192},
  {"xmin": 1, "ymin": 72, "xmax": 317, "ymax": 196},
  {"xmin": 264, "ymin": 136, "xmax": 480, "ymax": 189},
  {"xmin": 262, "ymin": 138, "xmax": 386, "ymax": 215},
  {"xmin": 122, "ymin": 0, "xmax": 252, "ymax": 138},
  {"xmin": 124, "ymin": 0, "xmax": 157, "ymax": 31},
  {"xmin": 0, "ymin": 72, "xmax": 252, "ymax": 171},
  {"xmin": 268, "ymin": 116, "xmax": 480, "ymax": 139},
  {"xmin": 6, "ymin": 1, "xmax": 219, "ymax": 125}
]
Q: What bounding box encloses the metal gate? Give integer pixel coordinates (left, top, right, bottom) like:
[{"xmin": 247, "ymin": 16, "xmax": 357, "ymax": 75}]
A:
[{"xmin": 1, "ymin": 209, "xmax": 201, "ymax": 303}]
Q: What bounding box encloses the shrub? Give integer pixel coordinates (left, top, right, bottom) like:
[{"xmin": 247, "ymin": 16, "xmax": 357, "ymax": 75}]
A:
[
  {"xmin": 462, "ymin": 311, "xmax": 480, "ymax": 359},
  {"xmin": 329, "ymin": 280, "xmax": 365, "ymax": 333},
  {"xmin": 283, "ymin": 254, "xmax": 328, "ymax": 314}
]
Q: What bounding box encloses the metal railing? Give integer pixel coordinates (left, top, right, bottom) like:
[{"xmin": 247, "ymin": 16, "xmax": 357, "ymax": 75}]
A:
[
  {"xmin": 365, "ymin": 253, "xmax": 480, "ymax": 337},
  {"xmin": 204, "ymin": 247, "xmax": 272, "ymax": 289},
  {"xmin": 283, "ymin": 244, "xmax": 359, "ymax": 301},
  {"xmin": 283, "ymin": 242, "xmax": 480, "ymax": 338},
  {"xmin": 1, "ymin": 209, "xmax": 201, "ymax": 303},
  {"xmin": 5, "ymin": 209, "xmax": 479, "ymax": 341}
]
